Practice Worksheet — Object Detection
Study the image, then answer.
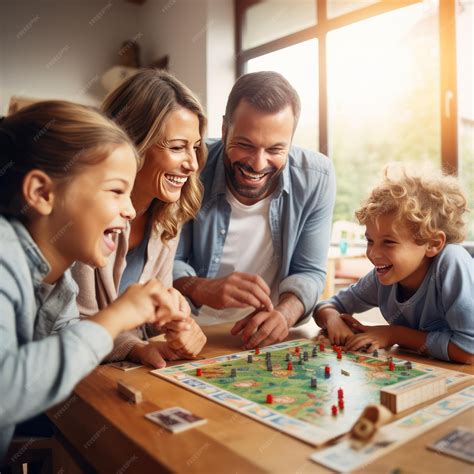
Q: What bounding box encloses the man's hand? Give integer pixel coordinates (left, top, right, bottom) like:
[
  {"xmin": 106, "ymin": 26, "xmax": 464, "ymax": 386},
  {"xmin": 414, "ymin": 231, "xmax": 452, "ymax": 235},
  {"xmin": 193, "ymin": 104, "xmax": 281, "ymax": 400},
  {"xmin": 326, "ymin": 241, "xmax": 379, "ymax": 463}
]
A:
[
  {"xmin": 345, "ymin": 325, "xmax": 395, "ymax": 353},
  {"xmin": 231, "ymin": 309, "xmax": 290, "ymax": 349},
  {"xmin": 183, "ymin": 272, "xmax": 273, "ymax": 311}
]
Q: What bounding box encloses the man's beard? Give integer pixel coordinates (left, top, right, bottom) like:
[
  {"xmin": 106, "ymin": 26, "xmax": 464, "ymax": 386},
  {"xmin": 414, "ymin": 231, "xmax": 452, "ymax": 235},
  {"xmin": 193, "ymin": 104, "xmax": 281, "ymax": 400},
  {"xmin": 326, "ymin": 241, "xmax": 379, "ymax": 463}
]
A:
[{"xmin": 223, "ymin": 152, "xmax": 282, "ymax": 202}]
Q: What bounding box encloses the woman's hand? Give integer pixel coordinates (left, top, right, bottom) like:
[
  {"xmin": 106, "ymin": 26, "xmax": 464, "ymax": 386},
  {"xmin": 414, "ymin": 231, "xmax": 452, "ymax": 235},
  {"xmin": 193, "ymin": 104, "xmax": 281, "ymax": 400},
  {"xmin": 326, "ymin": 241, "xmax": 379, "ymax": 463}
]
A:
[{"xmin": 164, "ymin": 317, "xmax": 207, "ymax": 358}]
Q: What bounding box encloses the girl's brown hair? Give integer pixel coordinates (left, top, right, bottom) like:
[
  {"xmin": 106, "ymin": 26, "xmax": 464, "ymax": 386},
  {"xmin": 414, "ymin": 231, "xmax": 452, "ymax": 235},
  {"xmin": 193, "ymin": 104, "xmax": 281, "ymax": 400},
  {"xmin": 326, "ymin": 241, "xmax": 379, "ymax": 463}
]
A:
[
  {"xmin": 0, "ymin": 100, "xmax": 137, "ymax": 218},
  {"xmin": 102, "ymin": 69, "xmax": 207, "ymax": 242}
]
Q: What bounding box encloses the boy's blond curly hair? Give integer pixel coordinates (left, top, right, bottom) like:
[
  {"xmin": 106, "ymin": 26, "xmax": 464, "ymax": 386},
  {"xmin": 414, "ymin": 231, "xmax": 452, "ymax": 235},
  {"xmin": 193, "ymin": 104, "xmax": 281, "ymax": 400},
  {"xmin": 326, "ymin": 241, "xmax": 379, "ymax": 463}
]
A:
[{"xmin": 355, "ymin": 164, "xmax": 468, "ymax": 244}]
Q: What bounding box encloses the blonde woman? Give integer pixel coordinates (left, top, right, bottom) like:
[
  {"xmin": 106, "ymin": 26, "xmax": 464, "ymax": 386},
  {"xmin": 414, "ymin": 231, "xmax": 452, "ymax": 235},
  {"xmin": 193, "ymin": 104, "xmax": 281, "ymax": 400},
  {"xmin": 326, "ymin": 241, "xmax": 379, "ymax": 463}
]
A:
[{"xmin": 72, "ymin": 70, "xmax": 207, "ymax": 368}]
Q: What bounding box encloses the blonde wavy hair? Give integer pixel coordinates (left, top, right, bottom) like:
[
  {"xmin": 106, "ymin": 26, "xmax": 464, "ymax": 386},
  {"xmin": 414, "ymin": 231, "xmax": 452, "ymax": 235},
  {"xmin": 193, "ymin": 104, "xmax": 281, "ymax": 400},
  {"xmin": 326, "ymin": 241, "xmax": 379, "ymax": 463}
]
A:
[
  {"xmin": 355, "ymin": 164, "xmax": 468, "ymax": 244},
  {"xmin": 102, "ymin": 69, "xmax": 207, "ymax": 242}
]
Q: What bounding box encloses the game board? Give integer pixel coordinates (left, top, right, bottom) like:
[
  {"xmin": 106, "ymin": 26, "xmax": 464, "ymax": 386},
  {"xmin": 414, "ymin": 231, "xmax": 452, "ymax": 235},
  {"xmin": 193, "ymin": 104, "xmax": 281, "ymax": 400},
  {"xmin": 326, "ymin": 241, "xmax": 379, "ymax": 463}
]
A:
[{"xmin": 151, "ymin": 339, "xmax": 468, "ymax": 446}]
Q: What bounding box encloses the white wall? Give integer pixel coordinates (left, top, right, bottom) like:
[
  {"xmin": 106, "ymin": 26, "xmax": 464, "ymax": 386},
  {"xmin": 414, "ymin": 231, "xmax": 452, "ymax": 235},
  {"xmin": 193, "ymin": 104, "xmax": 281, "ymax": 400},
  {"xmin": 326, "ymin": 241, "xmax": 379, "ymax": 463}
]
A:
[
  {"xmin": 138, "ymin": 0, "xmax": 235, "ymax": 138},
  {"xmin": 0, "ymin": 0, "xmax": 236, "ymax": 134},
  {"xmin": 0, "ymin": 0, "xmax": 141, "ymax": 113},
  {"xmin": 206, "ymin": 0, "xmax": 235, "ymax": 138}
]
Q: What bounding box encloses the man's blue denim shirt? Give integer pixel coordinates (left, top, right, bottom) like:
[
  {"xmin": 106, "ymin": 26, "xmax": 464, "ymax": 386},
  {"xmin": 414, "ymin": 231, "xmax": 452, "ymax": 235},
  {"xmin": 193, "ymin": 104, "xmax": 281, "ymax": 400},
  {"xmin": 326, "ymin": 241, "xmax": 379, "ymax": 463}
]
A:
[
  {"xmin": 173, "ymin": 139, "xmax": 336, "ymax": 323},
  {"xmin": 0, "ymin": 216, "xmax": 112, "ymax": 460}
]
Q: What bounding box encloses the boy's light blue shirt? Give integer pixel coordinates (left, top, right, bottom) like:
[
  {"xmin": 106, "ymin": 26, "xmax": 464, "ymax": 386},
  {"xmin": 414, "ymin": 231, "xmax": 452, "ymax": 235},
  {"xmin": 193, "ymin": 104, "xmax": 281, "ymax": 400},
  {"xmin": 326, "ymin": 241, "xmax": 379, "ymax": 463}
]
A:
[
  {"xmin": 0, "ymin": 216, "xmax": 113, "ymax": 460},
  {"xmin": 173, "ymin": 139, "xmax": 336, "ymax": 323},
  {"xmin": 317, "ymin": 244, "xmax": 474, "ymax": 361}
]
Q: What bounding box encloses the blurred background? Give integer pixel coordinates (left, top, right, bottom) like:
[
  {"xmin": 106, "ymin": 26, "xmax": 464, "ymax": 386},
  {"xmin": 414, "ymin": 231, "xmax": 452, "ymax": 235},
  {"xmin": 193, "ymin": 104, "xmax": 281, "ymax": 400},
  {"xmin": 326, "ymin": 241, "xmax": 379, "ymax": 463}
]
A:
[{"xmin": 0, "ymin": 0, "xmax": 472, "ymax": 243}]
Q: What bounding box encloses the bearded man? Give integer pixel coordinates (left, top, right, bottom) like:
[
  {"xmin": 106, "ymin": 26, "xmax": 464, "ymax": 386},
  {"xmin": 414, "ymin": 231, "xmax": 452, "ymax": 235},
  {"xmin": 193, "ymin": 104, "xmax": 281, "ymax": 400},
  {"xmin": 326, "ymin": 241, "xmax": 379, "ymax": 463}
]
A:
[{"xmin": 174, "ymin": 71, "xmax": 336, "ymax": 348}]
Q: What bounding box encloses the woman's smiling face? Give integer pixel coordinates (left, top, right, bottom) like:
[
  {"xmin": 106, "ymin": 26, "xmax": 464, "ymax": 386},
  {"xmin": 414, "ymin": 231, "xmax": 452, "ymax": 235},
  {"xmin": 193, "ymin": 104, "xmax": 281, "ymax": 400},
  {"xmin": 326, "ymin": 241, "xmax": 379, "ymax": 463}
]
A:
[{"xmin": 138, "ymin": 107, "xmax": 201, "ymax": 204}]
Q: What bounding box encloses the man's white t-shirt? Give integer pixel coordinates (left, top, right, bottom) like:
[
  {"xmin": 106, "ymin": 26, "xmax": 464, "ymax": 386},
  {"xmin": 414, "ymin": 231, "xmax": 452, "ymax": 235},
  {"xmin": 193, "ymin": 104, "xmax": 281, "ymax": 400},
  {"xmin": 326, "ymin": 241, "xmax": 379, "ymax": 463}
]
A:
[{"xmin": 197, "ymin": 189, "xmax": 279, "ymax": 325}]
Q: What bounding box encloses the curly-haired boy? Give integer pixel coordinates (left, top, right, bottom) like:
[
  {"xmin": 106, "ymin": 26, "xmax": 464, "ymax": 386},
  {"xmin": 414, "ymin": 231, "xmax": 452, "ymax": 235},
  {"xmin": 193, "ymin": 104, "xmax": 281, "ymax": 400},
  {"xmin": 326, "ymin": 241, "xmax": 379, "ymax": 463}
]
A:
[{"xmin": 314, "ymin": 165, "xmax": 473, "ymax": 363}]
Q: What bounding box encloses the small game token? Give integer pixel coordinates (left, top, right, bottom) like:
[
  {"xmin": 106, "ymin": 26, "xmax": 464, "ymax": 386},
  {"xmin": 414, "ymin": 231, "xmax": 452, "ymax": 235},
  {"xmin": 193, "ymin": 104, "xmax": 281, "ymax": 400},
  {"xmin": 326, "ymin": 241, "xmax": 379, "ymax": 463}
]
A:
[
  {"xmin": 338, "ymin": 399, "xmax": 345, "ymax": 410},
  {"xmin": 255, "ymin": 348, "xmax": 260, "ymax": 355},
  {"xmin": 266, "ymin": 394, "xmax": 273, "ymax": 404},
  {"xmin": 338, "ymin": 387, "xmax": 344, "ymax": 399},
  {"xmin": 337, "ymin": 350, "xmax": 342, "ymax": 360},
  {"xmin": 404, "ymin": 361, "xmax": 412, "ymax": 370},
  {"xmin": 312, "ymin": 347, "xmax": 318, "ymax": 357},
  {"xmin": 325, "ymin": 365, "xmax": 331, "ymax": 377},
  {"xmin": 389, "ymin": 361, "xmax": 395, "ymax": 371},
  {"xmin": 287, "ymin": 361, "xmax": 293, "ymax": 371},
  {"xmin": 303, "ymin": 351, "xmax": 309, "ymax": 361},
  {"xmin": 311, "ymin": 377, "xmax": 317, "ymax": 389},
  {"xmin": 373, "ymin": 349, "xmax": 379, "ymax": 357},
  {"xmin": 231, "ymin": 368, "xmax": 237, "ymax": 377},
  {"xmin": 295, "ymin": 346, "xmax": 301, "ymax": 354},
  {"xmin": 247, "ymin": 355, "xmax": 253, "ymax": 363},
  {"xmin": 319, "ymin": 343, "xmax": 325, "ymax": 352},
  {"xmin": 331, "ymin": 405, "xmax": 338, "ymax": 416},
  {"xmin": 267, "ymin": 364, "xmax": 273, "ymax": 372},
  {"xmin": 266, "ymin": 351, "xmax": 271, "ymax": 358},
  {"xmin": 341, "ymin": 369, "xmax": 350, "ymax": 376},
  {"xmin": 117, "ymin": 380, "xmax": 142, "ymax": 404},
  {"xmin": 196, "ymin": 368, "xmax": 202, "ymax": 377}
]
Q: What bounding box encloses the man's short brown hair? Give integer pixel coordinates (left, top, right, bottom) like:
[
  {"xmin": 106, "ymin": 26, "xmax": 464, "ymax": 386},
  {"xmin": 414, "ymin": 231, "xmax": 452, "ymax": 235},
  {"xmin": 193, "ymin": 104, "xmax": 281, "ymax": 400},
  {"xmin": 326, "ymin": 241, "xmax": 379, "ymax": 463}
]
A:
[{"xmin": 224, "ymin": 71, "xmax": 301, "ymax": 130}]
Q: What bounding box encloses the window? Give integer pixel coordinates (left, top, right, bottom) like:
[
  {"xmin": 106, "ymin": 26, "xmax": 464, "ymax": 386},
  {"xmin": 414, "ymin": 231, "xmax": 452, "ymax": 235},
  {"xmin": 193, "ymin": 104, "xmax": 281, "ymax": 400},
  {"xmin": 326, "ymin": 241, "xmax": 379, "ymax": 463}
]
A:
[
  {"xmin": 247, "ymin": 39, "xmax": 319, "ymax": 151},
  {"xmin": 236, "ymin": 0, "xmax": 471, "ymax": 241},
  {"xmin": 456, "ymin": 0, "xmax": 474, "ymax": 240},
  {"xmin": 327, "ymin": 3, "xmax": 440, "ymax": 222},
  {"xmin": 242, "ymin": 0, "xmax": 317, "ymax": 50}
]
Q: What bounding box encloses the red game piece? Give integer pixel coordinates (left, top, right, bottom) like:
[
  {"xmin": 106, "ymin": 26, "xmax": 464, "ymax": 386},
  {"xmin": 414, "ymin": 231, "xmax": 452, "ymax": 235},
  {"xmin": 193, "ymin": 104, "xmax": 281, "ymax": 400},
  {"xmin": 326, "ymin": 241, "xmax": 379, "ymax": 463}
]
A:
[
  {"xmin": 389, "ymin": 361, "xmax": 395, "ymax": 371},
  {"xmin": 338, "ymin": 387, "xmax": 344, "ymax": 399},
  {"xmin": 255, "ymin": 348, "xmax": 260, "ymax": 355},
  {"xmin": 319, "ymin": 343, "xmax": 325, "ymax": 352},
  {"xmin": 331, "ymin": 405, "xmax": 338, "ymax": 416},
  {"xmin": 287, "ymin": 361, "xmax": 293, "ymax": 371},
  {"xmin": 338, "ymin": 399, "xmax": 345, "ymax": 410},
  {"xmin": 295, "ymin": 346, "xmax": 301, "ymax": 354},
  {"xmin": 196, "ymin": 368, "xmax": 202, "ymax": 376},
  {"xmin": 266, "ymin": 394, "xmax": 273, "ymax": 404},
  {"xmin": 325, "ymin": 365, "xmax": 330, "ymax": 377},
  {"xmin": 337, "ymin": 350, "xmax": 342, "ymax": 360}
]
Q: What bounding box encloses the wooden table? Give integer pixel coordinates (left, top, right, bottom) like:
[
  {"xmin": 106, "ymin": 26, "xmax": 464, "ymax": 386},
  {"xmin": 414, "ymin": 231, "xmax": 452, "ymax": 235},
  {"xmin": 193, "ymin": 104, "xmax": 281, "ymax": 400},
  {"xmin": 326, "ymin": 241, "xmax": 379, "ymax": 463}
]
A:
[{"xmin": 49, "ymin": 322, "xmax": 474, "ymax": 473}]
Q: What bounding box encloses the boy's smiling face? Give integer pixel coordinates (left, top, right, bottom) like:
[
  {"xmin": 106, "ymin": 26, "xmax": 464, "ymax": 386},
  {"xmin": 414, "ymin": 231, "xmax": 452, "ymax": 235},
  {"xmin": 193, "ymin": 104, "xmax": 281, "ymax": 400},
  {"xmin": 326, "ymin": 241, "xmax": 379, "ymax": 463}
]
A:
[{"xmin": 365, "ymin": 213, "xmax": 435, "ymax": 293}]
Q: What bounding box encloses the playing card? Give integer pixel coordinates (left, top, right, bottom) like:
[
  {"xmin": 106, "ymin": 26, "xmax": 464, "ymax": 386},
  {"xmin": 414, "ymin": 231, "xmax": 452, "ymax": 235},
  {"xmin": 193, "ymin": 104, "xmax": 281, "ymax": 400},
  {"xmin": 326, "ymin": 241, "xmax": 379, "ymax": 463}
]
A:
[
  {"xmin": 145, "ymin": 407, "xmax": 207, "ymax": 433},
  {"xmin": 109, "ymin": 361, "xmax": 142, "ymax": 371},
  {"xmin": 428, "ymin": 427, "xmax": 474, "ymax": 464}
]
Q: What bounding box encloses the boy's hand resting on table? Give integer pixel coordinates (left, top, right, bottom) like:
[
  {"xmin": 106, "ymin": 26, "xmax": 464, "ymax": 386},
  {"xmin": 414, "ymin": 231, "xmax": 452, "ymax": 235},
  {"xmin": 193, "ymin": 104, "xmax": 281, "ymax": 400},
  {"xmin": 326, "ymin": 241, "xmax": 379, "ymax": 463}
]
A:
[
  {"xmin": 314, "ymin": 305, "xmax": 357, "ymax": 346},
  {"xmin": 344, "ymin": 326, "xmax": 394, "ymax": 353}
]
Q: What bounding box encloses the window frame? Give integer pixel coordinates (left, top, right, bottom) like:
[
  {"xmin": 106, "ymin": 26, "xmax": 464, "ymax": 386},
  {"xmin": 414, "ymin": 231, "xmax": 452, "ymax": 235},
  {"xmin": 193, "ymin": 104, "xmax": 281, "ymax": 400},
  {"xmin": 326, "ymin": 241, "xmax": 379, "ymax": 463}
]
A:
[{"xmin": 235, "ymin": 0, "xmax": 458, "ymax": 173}]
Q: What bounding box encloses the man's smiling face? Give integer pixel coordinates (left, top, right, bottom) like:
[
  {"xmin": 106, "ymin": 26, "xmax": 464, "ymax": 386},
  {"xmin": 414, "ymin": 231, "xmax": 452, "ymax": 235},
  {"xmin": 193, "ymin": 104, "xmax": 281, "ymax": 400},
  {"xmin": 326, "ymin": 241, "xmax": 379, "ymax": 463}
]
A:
[{"xmin": 222, "ymin": 100, "xmax": 294, "ymax": 205}]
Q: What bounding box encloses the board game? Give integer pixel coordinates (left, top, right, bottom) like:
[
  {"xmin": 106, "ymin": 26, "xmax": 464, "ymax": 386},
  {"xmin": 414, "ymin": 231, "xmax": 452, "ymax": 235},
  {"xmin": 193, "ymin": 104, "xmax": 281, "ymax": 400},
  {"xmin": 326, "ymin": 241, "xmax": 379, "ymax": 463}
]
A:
[{"xmin": 151, "ymin": 339, "xmax": 468, "ymax": 446}]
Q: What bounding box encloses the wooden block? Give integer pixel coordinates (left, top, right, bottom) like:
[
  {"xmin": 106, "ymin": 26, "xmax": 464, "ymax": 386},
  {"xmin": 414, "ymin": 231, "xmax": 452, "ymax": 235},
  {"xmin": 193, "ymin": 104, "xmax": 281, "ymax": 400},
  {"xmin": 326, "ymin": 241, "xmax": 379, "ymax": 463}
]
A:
[
  {"xmin": 117, "ymin": 379, "xmax": 143, "ymax": 404},
  {"xmin": 380, "ymin": 374, "xmax": 446, "ymax": 413}
]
